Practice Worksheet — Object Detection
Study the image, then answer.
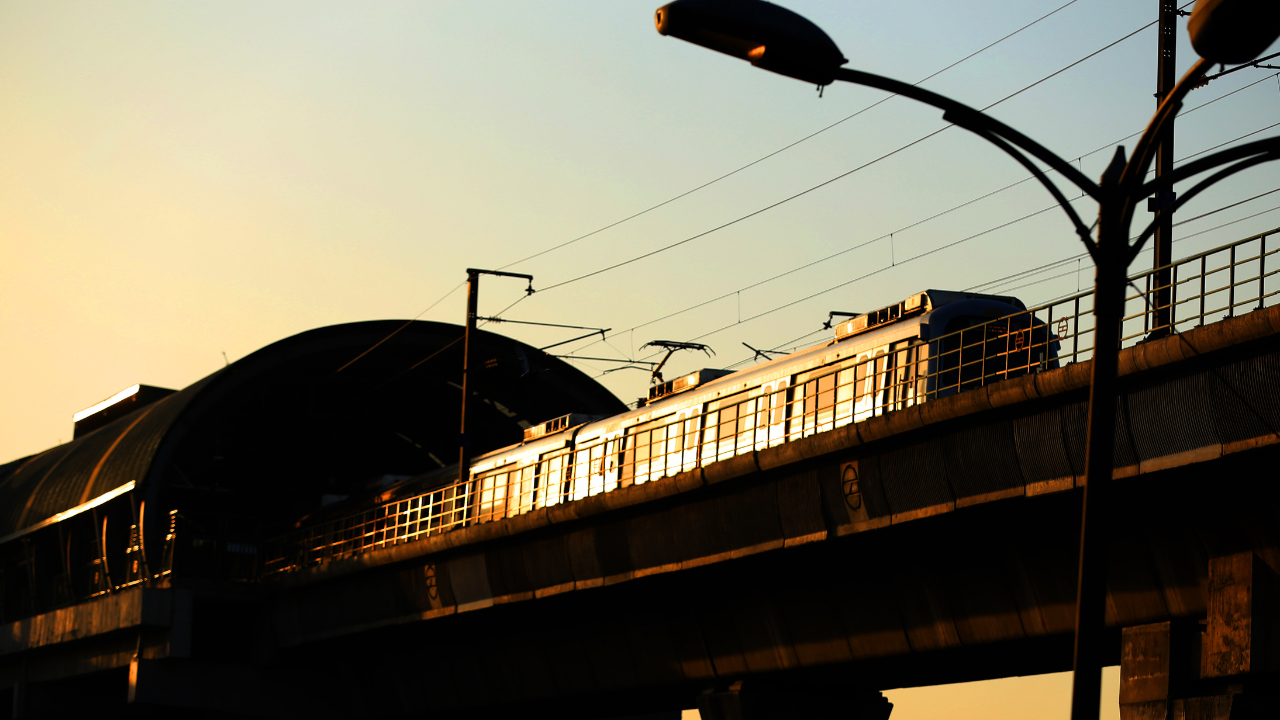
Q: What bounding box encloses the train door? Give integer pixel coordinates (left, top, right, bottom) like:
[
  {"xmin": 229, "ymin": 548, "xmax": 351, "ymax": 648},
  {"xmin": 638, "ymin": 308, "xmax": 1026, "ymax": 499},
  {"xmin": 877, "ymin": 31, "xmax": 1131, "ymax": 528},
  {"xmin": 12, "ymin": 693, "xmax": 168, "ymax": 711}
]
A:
[
  {"xmin": 763, "ymin": 378, "xmax": 789, "ymax": 448},
  {"xmin": 475, "ymin": 465, "xmax": 512, "ymax": 523},
  {"xmin": 508, "ymin": 462, "xmax": 537, "ymax": 516},
  {"xmin": 853, "ymin": 349, "xmax": 892, "ymax": 421},
  {"xmin": 889, "ymin": 339, "xmax": 919, "ymax": 410},
  {"xmin": 679, "ymin": 409, "xmax": 702, "ymax": 473},
  {"xmin": 537, "ymin": 449, "xmax": 569, "ymax": 507}
]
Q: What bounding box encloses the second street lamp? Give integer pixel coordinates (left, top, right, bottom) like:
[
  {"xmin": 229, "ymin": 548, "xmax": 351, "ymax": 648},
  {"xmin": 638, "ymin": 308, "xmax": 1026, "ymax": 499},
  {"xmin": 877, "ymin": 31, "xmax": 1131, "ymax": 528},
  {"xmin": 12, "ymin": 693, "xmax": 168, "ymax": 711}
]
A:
[{"xmin": 655, "ymin": 1, "xmax": 1280, "ymax": 718}]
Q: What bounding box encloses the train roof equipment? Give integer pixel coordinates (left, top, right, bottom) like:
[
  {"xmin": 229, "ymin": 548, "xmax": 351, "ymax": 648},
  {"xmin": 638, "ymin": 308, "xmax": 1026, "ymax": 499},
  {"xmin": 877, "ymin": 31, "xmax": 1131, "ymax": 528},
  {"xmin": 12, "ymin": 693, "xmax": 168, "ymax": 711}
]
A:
[
  {"xmin": 648, "ymin": 368, "xmax": 735, "ymax": 403},
  {"xmin": 832, "ymin": 290, "xmax": 1027, "ymax": 342},
  {"xmin": 522, "ymin": 413, "xmax": 602, "ymax": 443},
  {"xmin": 639, "ymin": 339, "xmax": 715, "ymax": 385}
]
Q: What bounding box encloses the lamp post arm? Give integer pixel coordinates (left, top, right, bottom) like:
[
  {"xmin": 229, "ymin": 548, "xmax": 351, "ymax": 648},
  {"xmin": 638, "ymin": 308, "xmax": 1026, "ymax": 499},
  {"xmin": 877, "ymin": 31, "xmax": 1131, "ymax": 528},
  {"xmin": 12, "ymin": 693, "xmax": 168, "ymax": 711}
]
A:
[
  {"xmin": 1137, "ymin": 137, "xmax": 1280, "ymax": 199},
  {"xmin": 835, "ymin": 67, "xmax": 1101, "ymax": 202},
  {"xmin": 1120, "ymin": 58, "xmax": 1213, "ymax": 204},
  {"xmin": 1129, "ymin": 151, "xmax": 1280, "ymax": 261},
  {"xmin": 965, "ymin": 122, "xmax": 1097, "ymax": 251}
]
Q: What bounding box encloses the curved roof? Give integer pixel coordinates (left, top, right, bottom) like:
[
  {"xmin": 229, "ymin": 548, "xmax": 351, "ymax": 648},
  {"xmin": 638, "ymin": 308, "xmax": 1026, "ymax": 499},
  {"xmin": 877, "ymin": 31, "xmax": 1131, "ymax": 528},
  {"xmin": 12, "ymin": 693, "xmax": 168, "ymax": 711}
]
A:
[{"xmin": 0, "ymin": 320, "xmax": 625, "ymax": 539}]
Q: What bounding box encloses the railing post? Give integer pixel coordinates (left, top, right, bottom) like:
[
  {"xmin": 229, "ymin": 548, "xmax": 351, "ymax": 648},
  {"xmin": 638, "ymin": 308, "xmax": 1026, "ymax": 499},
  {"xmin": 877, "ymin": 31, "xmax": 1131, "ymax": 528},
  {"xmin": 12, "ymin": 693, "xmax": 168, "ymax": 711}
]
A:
[
  {"xmin": 1200, "ymin": 256, "xmax": 1207, "ymax": 325},
  {"xmin": 1259, "ymin": 234, "xmax": 1267, "ymax": 310},
  {"xmin": 1073, "ymin": 296, "xmax": 1081, "ymax": 361},
  {"xmin": 1229, "ymin": 245, "xmax": 1237, "ymax": 317}
]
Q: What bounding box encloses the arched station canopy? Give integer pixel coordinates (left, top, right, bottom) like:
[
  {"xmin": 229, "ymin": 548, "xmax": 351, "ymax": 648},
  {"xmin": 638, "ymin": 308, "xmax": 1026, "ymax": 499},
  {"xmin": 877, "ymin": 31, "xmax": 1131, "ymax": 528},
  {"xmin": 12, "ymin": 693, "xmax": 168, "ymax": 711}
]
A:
[{"xmin": 0, "ymin": 320, "xmax": 627, "ymax": 540}]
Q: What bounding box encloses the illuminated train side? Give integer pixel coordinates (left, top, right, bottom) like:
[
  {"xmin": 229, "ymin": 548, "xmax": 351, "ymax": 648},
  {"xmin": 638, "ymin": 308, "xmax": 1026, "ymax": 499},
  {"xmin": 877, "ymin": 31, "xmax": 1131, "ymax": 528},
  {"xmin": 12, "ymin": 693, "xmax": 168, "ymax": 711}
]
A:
[{"xmin": 455, "ymin": 290, "xmax": 1056, "ymax": 522}]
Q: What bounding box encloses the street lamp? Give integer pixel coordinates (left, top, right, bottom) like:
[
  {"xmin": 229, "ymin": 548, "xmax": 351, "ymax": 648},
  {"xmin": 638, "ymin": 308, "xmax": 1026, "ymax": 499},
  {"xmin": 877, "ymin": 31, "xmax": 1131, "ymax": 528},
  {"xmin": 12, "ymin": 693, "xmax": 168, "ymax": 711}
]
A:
[{"xmin": 654, "ymin": 1, "xmax": 1280, "ymax": 718}]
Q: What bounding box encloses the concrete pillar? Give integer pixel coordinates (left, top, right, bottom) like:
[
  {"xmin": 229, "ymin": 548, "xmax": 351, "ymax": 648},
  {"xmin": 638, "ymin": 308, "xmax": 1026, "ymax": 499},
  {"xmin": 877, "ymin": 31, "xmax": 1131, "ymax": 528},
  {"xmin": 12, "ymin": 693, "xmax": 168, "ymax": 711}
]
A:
[
  {"xmin": 695, "ymin": 680, "xmax": 892, "ymax": 720},
  {"xmin": 1201, "ymin": 552, "xmax": 1279, "ymax": 680},
  {"xmin": 1119, "ymin": 553, "xmax": 1280, "ymax": 720},
  {"xmin": 1120, "ymin": 621, "xmax": 1198, "ymax": 720}
]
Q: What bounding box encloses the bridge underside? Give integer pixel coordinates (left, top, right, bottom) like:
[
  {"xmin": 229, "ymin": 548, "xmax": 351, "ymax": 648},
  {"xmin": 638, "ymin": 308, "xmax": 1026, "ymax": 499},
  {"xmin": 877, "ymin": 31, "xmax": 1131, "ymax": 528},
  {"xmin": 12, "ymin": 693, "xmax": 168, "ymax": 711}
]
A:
[{"xmin": 254, "ymin": 448, "xmax": 1273, "ymax": 719}]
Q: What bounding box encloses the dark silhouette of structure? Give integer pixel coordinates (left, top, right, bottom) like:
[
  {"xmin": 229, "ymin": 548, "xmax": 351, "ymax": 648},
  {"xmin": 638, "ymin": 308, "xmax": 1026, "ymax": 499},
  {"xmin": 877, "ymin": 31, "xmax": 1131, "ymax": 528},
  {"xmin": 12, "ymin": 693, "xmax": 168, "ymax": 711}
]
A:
[{"xmin": 5, "ymin": 291, "xmax": 1280, "ymax": 719}]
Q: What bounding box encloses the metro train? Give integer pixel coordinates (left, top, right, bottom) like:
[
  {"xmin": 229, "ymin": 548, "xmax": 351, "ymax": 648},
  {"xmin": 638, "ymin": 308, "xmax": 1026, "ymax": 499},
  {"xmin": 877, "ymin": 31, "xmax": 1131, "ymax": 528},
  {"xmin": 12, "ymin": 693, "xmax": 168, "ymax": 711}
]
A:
[{"xmin": 369, "ymin": 289, "xmax": 1059, "ymax": 532}]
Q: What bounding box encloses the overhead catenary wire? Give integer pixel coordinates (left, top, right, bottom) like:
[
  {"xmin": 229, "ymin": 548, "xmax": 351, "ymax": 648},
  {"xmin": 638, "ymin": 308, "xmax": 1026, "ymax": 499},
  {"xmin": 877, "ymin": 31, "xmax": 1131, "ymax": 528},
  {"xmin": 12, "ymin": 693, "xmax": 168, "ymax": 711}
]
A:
[
  {"xmin": 570, "ymin": 78, "xmax": 1279, "ymax": 364},
  {"xmin": 983, "ymin": 192, "xmax": 1280, "ymax": 297},
  {"xmin": 596, "ymin": 156, "xmax": 1280, "ymax": 376},
  {"xmin": 708, "ymin": 206, "xmax": 1280, "ymax": 374},
  {"xmin": 968, "ymin": 120, "xmax": 1280, "ymax": 294},
  {"xmin": 331, "ymin": 281, "xmax": 464, "ymax": 376},
  {"xmin": 338, "ymin": 1, "xmax": 1199, "ymax": 380},
  {"xmin": 349, "ymin": 2, "xmax": 1214, "ymax": 381},
  {"xmin": 495, "ymin": 0, "xmax": 1087, "ymax": 273},
  {"xmin": 536, "ymin": 9, "xmax": 1168, "ymax": 295},
  {"xmin": 675, "ymin": 187, "xmax": 1280, "ymax": 368}
]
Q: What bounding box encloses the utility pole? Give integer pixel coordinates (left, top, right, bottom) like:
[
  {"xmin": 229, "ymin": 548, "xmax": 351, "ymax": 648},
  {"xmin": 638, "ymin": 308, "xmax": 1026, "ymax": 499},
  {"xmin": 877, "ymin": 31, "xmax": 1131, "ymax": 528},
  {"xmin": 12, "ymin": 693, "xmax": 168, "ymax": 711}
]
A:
[
  {"xmin": 1150, "ymin": 0, "xmax": 1178, "ymax": 335},
  {"xmin": 459, "ymin": 269, "xmax": 533, "ymax": 487}
]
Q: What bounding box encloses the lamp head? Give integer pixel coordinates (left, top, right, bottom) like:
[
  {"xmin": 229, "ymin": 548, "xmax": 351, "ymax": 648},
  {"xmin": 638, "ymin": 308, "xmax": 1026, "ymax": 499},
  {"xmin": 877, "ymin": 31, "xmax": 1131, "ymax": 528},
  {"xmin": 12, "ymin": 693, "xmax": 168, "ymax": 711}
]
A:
[
  {"xmin": 1188, "ymin": 0, "xmax": 1280, "ymax": 65},
  {"xmin": 655, "ymin": 0, "xmax": 847, "ymax": 86}
]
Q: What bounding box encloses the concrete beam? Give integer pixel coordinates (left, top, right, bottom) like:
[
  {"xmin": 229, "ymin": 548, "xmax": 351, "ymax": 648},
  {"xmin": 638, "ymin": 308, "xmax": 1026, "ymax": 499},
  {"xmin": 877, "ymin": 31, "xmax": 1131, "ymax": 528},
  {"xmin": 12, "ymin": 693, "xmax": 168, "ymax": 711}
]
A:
[{"xmin": 695, "ymin": 680, "xmax": 892, "ymax": 720}]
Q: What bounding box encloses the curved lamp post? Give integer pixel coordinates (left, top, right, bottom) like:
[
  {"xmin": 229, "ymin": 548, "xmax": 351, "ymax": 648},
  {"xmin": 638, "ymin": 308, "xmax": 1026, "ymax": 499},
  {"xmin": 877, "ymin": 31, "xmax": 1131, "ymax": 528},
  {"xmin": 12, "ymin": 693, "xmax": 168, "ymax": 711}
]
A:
[{"xmin": 654, "ymin": 1, "xmax": 1280, "ymax": 717}]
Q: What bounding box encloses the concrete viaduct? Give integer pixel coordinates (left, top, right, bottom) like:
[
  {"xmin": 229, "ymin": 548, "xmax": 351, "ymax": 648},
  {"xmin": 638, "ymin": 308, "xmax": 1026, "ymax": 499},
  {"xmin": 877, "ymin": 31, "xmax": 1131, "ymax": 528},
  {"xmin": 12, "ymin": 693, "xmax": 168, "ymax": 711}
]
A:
[{"xmin": 6, "ymin": 308, "xmax": 1280, "ymax": 719}]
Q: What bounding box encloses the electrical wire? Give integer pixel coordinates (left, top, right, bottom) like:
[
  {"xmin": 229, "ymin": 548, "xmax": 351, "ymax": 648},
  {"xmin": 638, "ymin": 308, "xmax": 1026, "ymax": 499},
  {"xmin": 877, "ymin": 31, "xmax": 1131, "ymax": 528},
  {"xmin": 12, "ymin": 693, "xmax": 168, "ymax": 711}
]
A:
[
  {"xmin": 988, "ymin": 194, "xmax": 1280, "ymax": 297},
  {"xmin": 969, "ymin": 121, "xmax": 1280, "ymax": 294},
  {"xmin": 707, "ymin": 206, "xmax": 1280, "ymax": 374},
  {"xmin": 537, "ymin": 10, "xmax": 1166, "ymax": 295},
  {"xmin": 331, "ymin": 281, "xmax": 464, "ymax": 376},
  {"xmin": 596, "ymin": 168, "xmax": 1280, "ymax": 375},
  {"xmin": 573, "ymin": 80, "xmax": 1280, "ymax": 364},
  {"xmin": 495, "ymin": 0, "xmax": 1087, "ymax": 273},
  {"xmin": 342, "ymin": 1, "xmax": 1214, "ymax": 380}
]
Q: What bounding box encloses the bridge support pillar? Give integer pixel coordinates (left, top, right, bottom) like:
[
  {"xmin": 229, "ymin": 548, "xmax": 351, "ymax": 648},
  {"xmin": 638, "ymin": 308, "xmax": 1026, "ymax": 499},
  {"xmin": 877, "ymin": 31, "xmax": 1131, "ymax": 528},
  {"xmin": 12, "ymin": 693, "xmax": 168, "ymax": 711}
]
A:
[
  {"xmin": 695, "ymin": 680, "xmax": 892, "ymax": 720},
  {"xmin": 1120, "ymin": 552, "xmax": 1280, "ymax": 720}
]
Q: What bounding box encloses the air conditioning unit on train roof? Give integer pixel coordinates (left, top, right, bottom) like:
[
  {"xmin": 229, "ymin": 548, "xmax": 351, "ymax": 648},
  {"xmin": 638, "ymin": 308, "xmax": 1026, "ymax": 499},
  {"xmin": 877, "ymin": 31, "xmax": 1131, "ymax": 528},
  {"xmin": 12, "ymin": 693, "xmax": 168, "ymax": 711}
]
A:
[
  {"xmin": 648, "ymin": 368, "xmax": 734, "ymax": 403},
  {"xmin": 832, "ymin": 289, "xmax": 1029, "ymax": 343},
  {"xmin": 523, "ymin": 413, "xmax": 600, "ymax": 443},
  {"xmin": 833, "ymin": 292, "xmax": 928, "ymax": 342}
]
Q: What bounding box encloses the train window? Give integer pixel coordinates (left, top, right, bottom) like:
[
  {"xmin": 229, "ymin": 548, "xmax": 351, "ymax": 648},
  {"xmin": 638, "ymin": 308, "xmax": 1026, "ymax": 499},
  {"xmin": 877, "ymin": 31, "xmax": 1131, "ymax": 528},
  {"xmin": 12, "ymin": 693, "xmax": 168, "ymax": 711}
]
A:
[
  {"xmin": 891, "ymin": 340, "xmax": 917, "ymax": 410},
  {"xmin": 701, "ymin": 411, "xmax": 719, "ymax": 466},
  {"xmin": 717, "ymin": 404, "xmax": 738, "ymax": 460},
  {"xmin": 733, "ymin": 398, "xmax": 754, "ymax": 454},
  {"xmin": 752, "ymin": 399, "xmax": 769, "ymax": 451},
  {"xmin": 683, "ymin": 417, "xmax": 700, "ymax": 471},
  {"xmin": 937, "ymin": 316, "xmax": 1036, "ymax": 394},
  {"xmin": 816, "ymin": 373, "xmax": 836, "ymax": 432},
  {"xmin": 874, "ymin": 350, "xmax": 891, "ymax": 414},
  {"xmin": 853, "ymin": 355, "xmax": 874, "ymax": 422},
  {"xmin": 663, "ymin": 418, "xmax": 684, "ymax": 475},
  {"xmin": 613, "ymin": 436, "xmax": 631, "ymax": 489},
  {"xmin": 766, "ymin": 385, "xmax": 787, "ymax": 447},
  {"xmin": 795, "ymin": 381, "xmax": 815, "ymax": 438},
  {"xmin": 647, "ymin": 425, "xmax": 665, "ymax": 481},
  {"xmin": 633, "ymin": 430, "xmax": 652, "ymax": 485},
  {"xmin": 510, "ymin": 465, "xmax": 536, "ymax": 515},
  {"xmin": 539, "ymin": 453, "xmax": 567, "ymax": 506},
  {"xmin": 477, "ymin": 470, "xmax": 508, "ymax": 523},
  {"xmin": 567, "ymin": 447, "xmax": 587, "ymax": 502},
  {"xmin": 784, "ymin": 384, "xmax": 803, "ymax": 441},
  {"xmin": 585, "ymin": 443, "xmax": 605, "ymax": 496}
]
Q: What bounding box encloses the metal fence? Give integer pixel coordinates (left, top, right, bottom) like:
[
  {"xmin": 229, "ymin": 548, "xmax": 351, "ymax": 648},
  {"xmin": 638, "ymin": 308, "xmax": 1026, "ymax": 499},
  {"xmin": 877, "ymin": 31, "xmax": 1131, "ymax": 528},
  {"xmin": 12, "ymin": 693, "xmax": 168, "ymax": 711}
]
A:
[{"xmin": 263, "ymin": 226, "xmax": 1279, "ymax": 575}]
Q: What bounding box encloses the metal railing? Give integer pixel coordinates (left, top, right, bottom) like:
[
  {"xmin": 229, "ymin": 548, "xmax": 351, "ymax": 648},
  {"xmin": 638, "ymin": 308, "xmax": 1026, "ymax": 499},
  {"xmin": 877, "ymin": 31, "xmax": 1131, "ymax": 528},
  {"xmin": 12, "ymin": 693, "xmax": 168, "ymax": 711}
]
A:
[{"xmin": 263, "ymin": 227, "xmax": 1279, "ymax": 575}]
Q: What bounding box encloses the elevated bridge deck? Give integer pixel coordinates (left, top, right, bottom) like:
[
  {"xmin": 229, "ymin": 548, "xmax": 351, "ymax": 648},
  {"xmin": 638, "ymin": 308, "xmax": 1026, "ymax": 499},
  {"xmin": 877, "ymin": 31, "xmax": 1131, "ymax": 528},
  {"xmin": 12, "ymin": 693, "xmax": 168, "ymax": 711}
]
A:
[{"xmin": 6, "ymin": 229, "xmax": 1280, "ymax": 719}]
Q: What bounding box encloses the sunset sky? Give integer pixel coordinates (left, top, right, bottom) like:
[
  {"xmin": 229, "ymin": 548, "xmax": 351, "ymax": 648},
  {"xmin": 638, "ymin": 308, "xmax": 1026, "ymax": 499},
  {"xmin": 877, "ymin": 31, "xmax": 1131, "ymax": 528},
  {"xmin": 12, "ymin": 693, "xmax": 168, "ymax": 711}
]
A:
[{"xmin": 3, "ymin": 2, "xmax": 1275, "ymax": 715}]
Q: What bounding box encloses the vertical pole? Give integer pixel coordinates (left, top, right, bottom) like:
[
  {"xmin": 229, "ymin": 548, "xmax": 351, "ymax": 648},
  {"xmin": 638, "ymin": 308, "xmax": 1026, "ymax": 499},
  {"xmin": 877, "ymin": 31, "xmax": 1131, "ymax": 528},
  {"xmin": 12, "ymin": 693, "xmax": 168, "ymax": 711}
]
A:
[
  {"xmin": 459, "ymin": 269, "xmax": 480, "ymax": 487},
  {"xmin": 1151, "ymin": 0, "xmax": 1177, "ymax": 335},
  {"xmin": 1070, "ymin": 150, "xmax": 1127, "ymax": 720}
]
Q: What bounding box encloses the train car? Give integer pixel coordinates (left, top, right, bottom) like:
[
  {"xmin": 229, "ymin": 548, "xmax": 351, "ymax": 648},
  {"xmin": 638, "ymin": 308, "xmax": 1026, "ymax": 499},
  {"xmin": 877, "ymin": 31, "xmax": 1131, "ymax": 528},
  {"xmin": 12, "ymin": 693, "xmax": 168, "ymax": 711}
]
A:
[
  {"xmin": 457, "ymin": 289, "xmax": 1058, "ymax": 519},
  {"xmin": 271, "ymin": 288, "xmax": 1062, "ymax": 567}
]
